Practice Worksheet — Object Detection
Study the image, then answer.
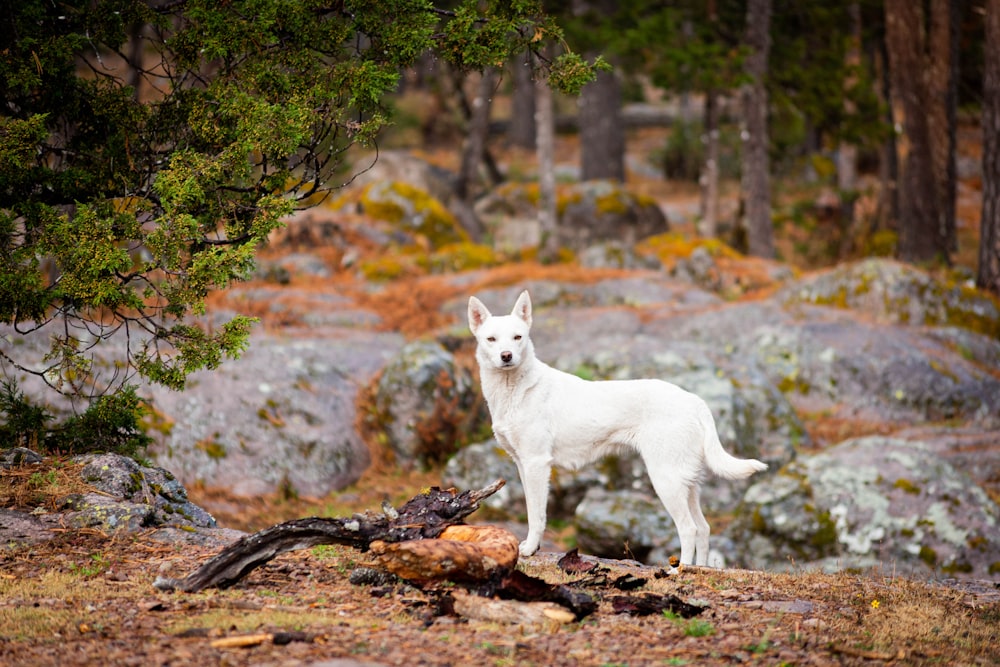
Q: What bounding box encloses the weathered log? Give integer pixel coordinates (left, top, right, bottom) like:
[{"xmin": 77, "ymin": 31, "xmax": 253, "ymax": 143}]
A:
[
  {"xmin": 370, "ymin": 524, "xmax": 519, "ymax": 581},
  {"xmin": 154, "ymin": 479, "xmax": 506, "ymax": 592},
  {"xmin": 451, "ymin": 590, "xmax": 576, "ymax": 627}
]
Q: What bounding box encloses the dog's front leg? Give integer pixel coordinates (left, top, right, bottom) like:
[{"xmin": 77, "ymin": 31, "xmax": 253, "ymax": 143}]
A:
[{"xmin": 515, "ymin": 454, "xmax": 552, "ymax": 557}]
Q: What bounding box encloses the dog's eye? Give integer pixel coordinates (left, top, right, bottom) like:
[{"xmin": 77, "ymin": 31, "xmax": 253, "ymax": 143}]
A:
[
  {"xmin": 487, "ymin": 336, "xmax": 496, "ymax": 342},
  {"xmin": 514, "ymin": 335, "xmax": 522, "ymax": 340}
]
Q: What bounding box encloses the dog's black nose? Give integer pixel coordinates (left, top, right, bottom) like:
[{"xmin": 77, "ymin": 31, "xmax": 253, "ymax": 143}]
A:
[{"xmin": 501, "ymin": 351, "xmax": 513, "ymax": 364}]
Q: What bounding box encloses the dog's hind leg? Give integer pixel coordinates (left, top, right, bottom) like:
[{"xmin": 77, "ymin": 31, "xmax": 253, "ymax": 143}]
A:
[
  {"xmin": 687, "ymin": 484, "xmax": 711, "ymax": 566},
  {"xmin": 646, "ymin": 472, "xmax": 701, "ymax": 565}
]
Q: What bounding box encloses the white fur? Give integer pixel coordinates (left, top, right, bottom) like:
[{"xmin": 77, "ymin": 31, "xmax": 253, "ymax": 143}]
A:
[{"xmin": 468, "ymin": 290, "xmax": 767, "ymax": 565}]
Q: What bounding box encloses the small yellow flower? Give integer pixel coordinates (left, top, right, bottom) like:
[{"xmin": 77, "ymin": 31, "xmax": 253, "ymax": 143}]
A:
[{"xmin": 871, "ymin": 599, "xmax": 880, "ymax": 609}]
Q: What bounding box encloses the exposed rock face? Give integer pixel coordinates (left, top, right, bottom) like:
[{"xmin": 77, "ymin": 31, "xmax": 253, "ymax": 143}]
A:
[
  {"xmin": 558, "ymin": 180, "xmax": 669, "ymax": 249},
  {"xmin": 372, "ymin": 341, "xmax": 485, "ymax": 465},
  {"xmin": 574, "ymin": 487, "xmax": 679, "ymax": 563},
  {"xmin": 146, "ymin": 329, "xmax": 404, "ymax": 497},
  {"xmin": 780, "ymin": 258, "xmax": 1000, "ymax": 336},
  {"xmin": 730, "ymin": 437, "xmax": 1000, "ymax": 579},
  {"xmin": 474, "ymin": 180, "xmax": 668, "ymax": 253}
]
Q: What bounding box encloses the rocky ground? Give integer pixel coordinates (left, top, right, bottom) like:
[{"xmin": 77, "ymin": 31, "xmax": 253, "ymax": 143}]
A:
[
  {"xmin": 3, "ymin": 125, "xmax": 1000, "ymax": 665},
  {"xmin": 1, "ymin": 462, "xmax": 999, "ymax": 667}
]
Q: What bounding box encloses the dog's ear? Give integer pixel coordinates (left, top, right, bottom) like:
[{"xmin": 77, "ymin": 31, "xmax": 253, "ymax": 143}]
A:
[
  {"xmin": 468, "ymin": 296, "xmax": 491, "ymax": 333},
  {"xmin": 511, "ymin": 290, "xmax": 532, "ymax": 328}
]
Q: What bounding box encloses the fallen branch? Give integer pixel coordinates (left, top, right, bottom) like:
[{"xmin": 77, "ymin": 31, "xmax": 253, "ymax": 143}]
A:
[{"xmin": 154, "ymin": 479, "xmax": 506, "ymax": 592}]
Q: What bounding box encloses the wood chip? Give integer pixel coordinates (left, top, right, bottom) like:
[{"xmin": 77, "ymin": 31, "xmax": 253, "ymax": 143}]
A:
[{"xmin": 209, "ymin": 633, "xmax": 272, "ymax": 649}]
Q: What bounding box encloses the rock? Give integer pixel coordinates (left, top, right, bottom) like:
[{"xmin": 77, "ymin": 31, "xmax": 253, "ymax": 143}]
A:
[
  {"xmin": 341, "ymin": 149, "xmax": 483, "ymax": 241},
  {"xmin": 373, "ymin": 340, "xmax": 485, "ymax": 465},
  {"xmin": 744, "ymin": 316, "xmax": 1000, "ymax": 428},
  {"xmin": 442, "ymin": 439, "xmax": 604, "ymax": 519},
  {"xmin": 574, "ymin": 487, "xmax": 680, "ymax": 563},
  {"xmin": 672, "ymin": 246, "xmax": 722, "ymax": 291},
  {"xmin": 442, "ymin": 440, "xmax": 521, "ymax": 512},
  {"xmin": 474, "ymin": 180, "xmax": 668, "ymax": 253},
  {"xmin": 147, "ymin": 329, "xmax": 403, "ymax": 497},
  {"xmin": 579, "ymin": 241, "xmax": 663, "ymax": 270},
  {"xmin": 559, "ymin": 180, "xmax": 669, "ymax": 250},
  {"xmin": 0, "ymin": 451, "xmax": 241, "ymax": 549},
  {"xmin": 68, "ymin": 453, "xmax": 217, "ymax": 531},
  {"xmin": 0, "ymin": 508, "xmax": 57, "ymax": 545},
  {"xmin": 1, "ymin": 447, "xmax": 43, "ymax": 468},
  {"xmin": 346, "ymin": 180, "xmax": 470, "ymax": 248},
  {"xmin": 780, "ymin": 258, "xmax": 1000, "ymax": 337},
  {"xmin": 729, "ymin": 436, "xmax": 1000, "ymax": 578}
]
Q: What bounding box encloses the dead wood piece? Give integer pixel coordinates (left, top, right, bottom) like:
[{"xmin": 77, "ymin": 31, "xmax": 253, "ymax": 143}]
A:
[
  {"xmin": 483, "ymin": 569, "xmax": 598, "ymax": 620},
  {"xmin": 209, "ymin": 633, "xmax": 272, "ymax": 649},
  {"xmin": 154, "ymin": 480, "xmax": 506, "ymax": 593},
  {"xmin": 557, "ymin": 548, "xmax": 600, "ymax": 574},
  {"xmin": 370, "ymin": 524, "xmax": 519, "ymax": 582},
  {"xmin": 610, "ymin": 593, "xmax": 706, "ymax": 618},
  {"xmin": 452, "ymin": 590, "xmax": 575, "ymax": 627}
]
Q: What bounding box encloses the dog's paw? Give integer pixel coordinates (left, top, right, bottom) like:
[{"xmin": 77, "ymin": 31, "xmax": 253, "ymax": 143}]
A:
[{"xmin": 518, "ymin": 541, "xmax": 540, "ymax": 557}]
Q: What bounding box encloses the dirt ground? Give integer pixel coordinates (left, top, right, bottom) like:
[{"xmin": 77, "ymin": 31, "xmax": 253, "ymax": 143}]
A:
[{"xmin": 2, "ymin": 508, "xmax": 998, "ymax": 667}]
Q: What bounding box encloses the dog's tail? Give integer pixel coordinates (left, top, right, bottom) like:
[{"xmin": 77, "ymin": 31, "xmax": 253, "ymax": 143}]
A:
[{"xmin": 700, "ymin": 406, "xmax": 768, "ymax": 480}]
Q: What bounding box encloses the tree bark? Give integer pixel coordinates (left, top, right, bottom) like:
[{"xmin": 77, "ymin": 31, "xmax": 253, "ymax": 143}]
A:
[
  {"xmin": 740, "ymin": 0, "xmax": 774, "ymax": 258},
  {"xmin": 579, "ymin": 65, "xmax": 625, "ymax": 182},
  {"xmin": 874, "ymin": 35, "xmax": 899, "ymax": 234},
  {"xmin": 508, "ymin": 51, "xmax": 537, "ymax": 149},
  {"xmin": 884, "ymin": 0, "xmax": 948, "ymax": 263},
  {"xmin": 698, "ymin": 88, "xmax": 720, "ymax": 238},
  {"xmin": 836, "ymin": 2, "xmax": 861, "ymax": 258},
  {"xmin": 927, "ymin": 0, "xmax": 962, "ymax": 253},
  {"xmin": 536, "ymin": 62, "xmax": 560, "ymax": 261},
  {"xmin": 457, "ymin": 68, "xmax": 497, "ymax": 203},
  {"xmin": 979, "ymin": 0, "xmax": 1000, "ymax": 294}
]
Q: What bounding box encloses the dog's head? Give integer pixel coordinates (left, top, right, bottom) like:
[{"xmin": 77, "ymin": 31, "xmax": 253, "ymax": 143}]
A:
[{"xmin": 468, "ymin": 290, "xmax": 533, "ymax": 371}]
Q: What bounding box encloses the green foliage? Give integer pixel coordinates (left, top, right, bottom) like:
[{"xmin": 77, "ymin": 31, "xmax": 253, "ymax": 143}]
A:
[
  {"xmin": 0, "ymin": 379, "xmax": 49, "ymax": 449},
  {"xmin": 0, "ymin": 378, "xmax": 151, "ymax": 458},
  {"xmin": 0, "ymin": 0, "xmax": 600, "ymax": 414}
]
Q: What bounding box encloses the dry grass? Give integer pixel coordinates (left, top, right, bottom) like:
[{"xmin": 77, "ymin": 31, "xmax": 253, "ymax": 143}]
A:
[
  {"xmin": 1, "ymin": 464, "xmax": 998, "ymax": 666},
  {"xmin": 0, "ymin": 459, "xmax": 97, "ymax": 511}
]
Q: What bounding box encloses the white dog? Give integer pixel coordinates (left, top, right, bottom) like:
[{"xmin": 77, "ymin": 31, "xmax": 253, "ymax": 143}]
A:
[{"xmin": 468, "ymin": 290, "xmax": 767, "ymax": 566}]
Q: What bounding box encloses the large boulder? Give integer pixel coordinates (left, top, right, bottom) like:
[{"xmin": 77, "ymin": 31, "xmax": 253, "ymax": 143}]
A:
[
  {"xmin": 147, "ymin": 329, "xmax": 404, "ymax": 497},
  {"xmin": 474, "ymin": 180, "xmax": 668, "ymax": 253},
  {"xmin": 729, "ymin": 436, "xmax": 1000, "ymax": 578},
  {"xmin": 372, "ymin": 340, "xmax": 486, "ymax": 466},
  {"xmin": 574, "ymin": 487, "xmax": 679, "ymax": 563},
  {"xmin": 780, "ymin": 258, "xmax": 1000, "ymax": 337},
  {"xmin": 442, "ymin": 439, "xmax": 605, "ymax": 519}
]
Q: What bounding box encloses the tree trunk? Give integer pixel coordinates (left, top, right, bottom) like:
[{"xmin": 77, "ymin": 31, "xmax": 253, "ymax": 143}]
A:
[
  {"xmin": 979, "ymin": 0, "xmax": 1000, "ymax": 294},
  {"xmin": 927, "ymin": 0, "xmax": 962, "ymax": 253},
  {"xmin": 698, "ymin": 89, "xmax": 720, "ymax": 239},
  {"xmin": 836, "ymin": 2, "xmax": 861, "ymax": 258},
  {"xmin": 457, "ymin": 68, "xmax": 497, "ymax": 203},
  {"xmin": 740, "ymin": 0, "xmax": 774, "ymax": 258},
  {"xmin": 873, "ymin": 35, "xmax": 899, "ymax": 234},
  {"xmin": 536, "ymin": 63, "xmax": 559, "ymax": 261},
  {"xmin": 508, "ymin": 51, "xmax": 536, "ymax": 149},
  {"xmin": 884, "ymin": 0, "xmax": 948, "ymax": 263},
  {"xmin": 579, "ymin": 65, "xmax": 625, "ymax": 182}
]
